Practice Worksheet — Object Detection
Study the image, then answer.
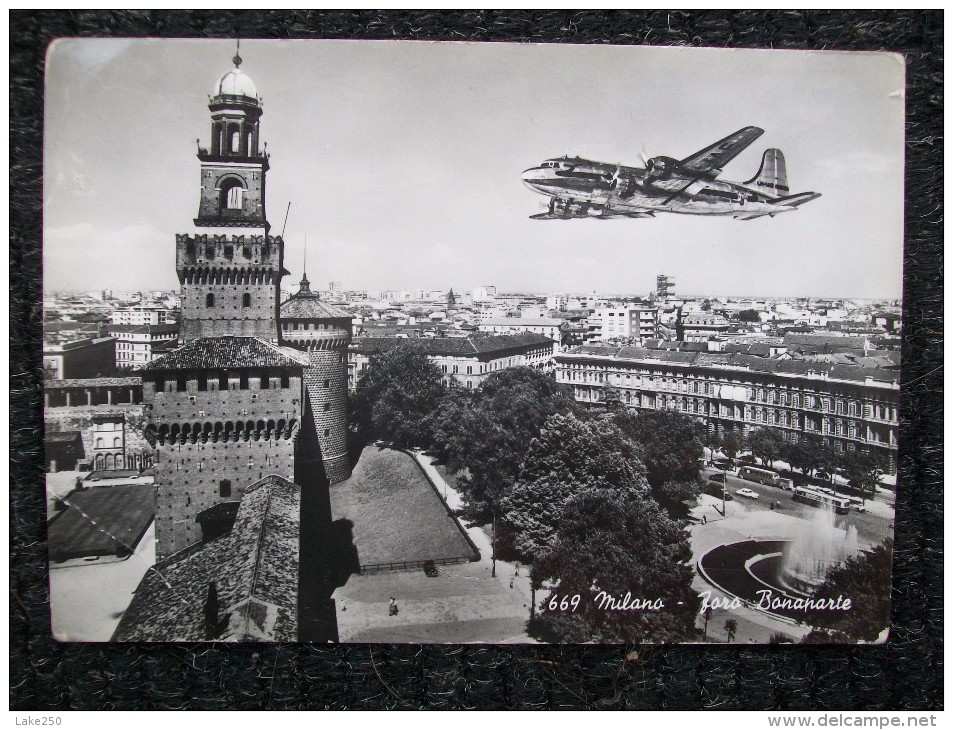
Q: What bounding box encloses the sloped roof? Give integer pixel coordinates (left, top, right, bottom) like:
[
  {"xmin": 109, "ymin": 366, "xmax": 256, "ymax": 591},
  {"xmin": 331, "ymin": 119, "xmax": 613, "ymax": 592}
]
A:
[
  {"xmin": 108, "ymin": 323, "xmax": 179, "ymax": 335},
  {"xmin": 560, "ymin": 344, "xmax": 899, "ymax": 386},
  {"xmin": 479, "ymin": 318, "xmax": 564, "ymax": 327},
  {"xmin": 353, "ymin": 332, "xmax": 554, "ymax": 358},
  {"xmin": 46, "ymin": 430, "xmax": 83, "ymax": 443},
  {"xmin": 112, "ymin": 475, "xmax": 300, "ymax": 642},
  {"xmin": 140, "ymin": 337, "xmax": 308, "ymax": 371},
  {"xmin": 46, "ymin": 377, "xmax": 142, "ymax": 389},
  {"xmin": 280, "ymin": 293, "xmax": 351, "ymax": 319}
]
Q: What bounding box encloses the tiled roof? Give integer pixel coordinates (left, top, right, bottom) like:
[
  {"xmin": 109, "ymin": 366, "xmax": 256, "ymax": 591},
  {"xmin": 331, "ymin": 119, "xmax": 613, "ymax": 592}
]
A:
[
  {"xmin": 140, "ymin": 337, "xmax": 308, "ymax": 371},
  {"xmin": 46, "ymin": 377, "xmax": 142, "ymax": 389},
  {"xmin": 560, "ymin": 345, "xmax": 899, "ymax": 386},
  {"xmin": 353, "ymin": 333, "xmax": 554, "ymax": 358},
  {"xmin": 112, "ymin": 475, "xmax": 300, "ymax": 642},
  {"xmin": 280, "ymin": 293, "xmax": 351, "ymax": 319},
  {"xmin": 46, "ymin": 430, "xmax": 83, "ymax": 443},
  {"xmin": 108, "ymin": 323, "xmax": 179, "ymax": 335},
  {"xmin": 479, "ymin": 318, "xmax": 564, "ymax": 327}
]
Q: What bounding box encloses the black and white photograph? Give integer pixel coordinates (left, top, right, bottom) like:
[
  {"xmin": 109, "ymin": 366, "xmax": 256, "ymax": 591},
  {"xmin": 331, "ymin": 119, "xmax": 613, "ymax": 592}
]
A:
[{"xmin": 42, "ymin": 39, "xmax": 904, "ymax": 645}]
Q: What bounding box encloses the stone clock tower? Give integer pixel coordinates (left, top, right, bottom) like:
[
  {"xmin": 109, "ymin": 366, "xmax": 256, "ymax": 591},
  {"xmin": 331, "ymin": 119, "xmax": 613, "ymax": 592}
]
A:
[
  {"xmin": 143, "ymin": 51, "xmax": 313, "ymax": 560},
  {"xmin": 176, "ymin": 49, "xmax": 286, "ymax": 343}
]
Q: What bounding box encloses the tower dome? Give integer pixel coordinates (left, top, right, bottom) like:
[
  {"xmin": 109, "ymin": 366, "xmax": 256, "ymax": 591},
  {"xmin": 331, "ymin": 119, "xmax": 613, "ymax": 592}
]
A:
[
  {"xmin": 213, "ymin": 45, "xmax": 258, "ymax": 99},
  {"xmin": 214, "ymin": 67, "xmax": 257, "ymax": 99}
]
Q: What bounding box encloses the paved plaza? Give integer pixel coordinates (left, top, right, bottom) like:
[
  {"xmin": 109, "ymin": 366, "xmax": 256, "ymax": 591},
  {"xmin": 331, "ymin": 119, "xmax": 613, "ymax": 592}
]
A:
[{"xmin": 332, "ymin": 451, "xmax": 536, "ymax": 643}]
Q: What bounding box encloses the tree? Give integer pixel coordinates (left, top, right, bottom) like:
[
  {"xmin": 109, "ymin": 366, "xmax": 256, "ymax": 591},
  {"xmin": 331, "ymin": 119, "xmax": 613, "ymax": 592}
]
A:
[
  {"xmin": 720, "ymin": 430, "xmax": 744, "ymax": 460},
  {"xmin": 500, "ymin": 414, "xmax": 650, "ymax": 558},
  {"xmin": 747, "ymin": 428, "xmax": 786, "ymax": 467},
  {"xmin": 841, "ymin": 449, "xmax": 886, "ymax": 501},
  {"xmin": 724, "ymin": 618, "xmax": 738, "ymax": 643},
  {"xmin": 431, "ymin": 367, "xmax": 579, "ymax": 519},
  {"xmin": 737, "ymin": 309, "xmax": 762, "ymax": 323},
  {"xmin": 613, "ymin": 409, "xmax": 705, "ymax": 513},
  {"xmin": 531, "ymin": 489, "xmax": 698, "ymax": 644},
  {"xmin": 427, "ymin": 387, "xmax": 476, "ymax": 471},
  {"xmin": 786, "ymin": 433, "xmax": 827, "ymax": 482},
  {"xmin": 801, "ymin": 540, "xmax": 893, "ymax": 643},
  {"xmin": 351, "ymin": 344, "xmax": 447, "ymax": 448}
]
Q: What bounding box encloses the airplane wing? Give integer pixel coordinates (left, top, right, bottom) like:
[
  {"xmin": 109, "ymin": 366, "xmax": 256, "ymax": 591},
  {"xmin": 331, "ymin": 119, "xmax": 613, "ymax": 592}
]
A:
[
  {"xmin": 679, "ymin": 126, "xmax": 764, "ymax": 177},
  {"xmin": 530, "ymin": 208, "xmax": 654, "ymax": 220}
]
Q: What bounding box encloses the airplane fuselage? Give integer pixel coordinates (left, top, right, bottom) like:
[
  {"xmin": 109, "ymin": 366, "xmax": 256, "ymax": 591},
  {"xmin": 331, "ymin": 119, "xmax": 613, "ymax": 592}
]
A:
[{"xmin": 522, "ymin": 157, "xmax": 791, "ymax": 219}]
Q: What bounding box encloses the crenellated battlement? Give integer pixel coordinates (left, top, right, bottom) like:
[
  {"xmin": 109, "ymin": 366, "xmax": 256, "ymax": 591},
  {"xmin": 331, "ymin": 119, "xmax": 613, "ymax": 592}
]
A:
[{"xmin": 176, "ymin": 233, "xmax": 283, "ymax": 268}]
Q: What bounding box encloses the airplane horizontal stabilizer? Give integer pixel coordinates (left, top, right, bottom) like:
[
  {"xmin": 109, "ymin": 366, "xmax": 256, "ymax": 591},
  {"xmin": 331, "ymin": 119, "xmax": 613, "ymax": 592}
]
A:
[
  {"xmin": 772, "ymin": 191, "xmax": 822, "ymax": 207},
  {"xmin": 733, "ymin": 212, "xmax": 771, "ymax": 220}
]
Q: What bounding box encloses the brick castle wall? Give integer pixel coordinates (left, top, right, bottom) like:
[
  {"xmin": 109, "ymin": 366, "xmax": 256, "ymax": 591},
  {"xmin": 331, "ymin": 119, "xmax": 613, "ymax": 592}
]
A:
[
  {"xmin": 145, "ymin": 373, "xmax": 303, "ymax": 559},
  {"xmin": 153, "ymin": 433, "xmax": 297, "ymax": 559},
  {"xmin": 176, "ymin": 234, "xmax": 283, "ymax": 342},
  {"xmin": 303, "ymin": 350, "xmax": 351, "ymax": 484}
]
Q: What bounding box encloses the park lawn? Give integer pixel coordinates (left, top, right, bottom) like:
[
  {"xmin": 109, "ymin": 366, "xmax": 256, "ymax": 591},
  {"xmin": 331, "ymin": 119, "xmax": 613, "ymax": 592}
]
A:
[
  {"xmin": 48, "ymin": 484, "xmax": 155, "ymax": 562},
  {"xmin": 330, "ymin": 446, "xmax": 475, "ymax": 567}
]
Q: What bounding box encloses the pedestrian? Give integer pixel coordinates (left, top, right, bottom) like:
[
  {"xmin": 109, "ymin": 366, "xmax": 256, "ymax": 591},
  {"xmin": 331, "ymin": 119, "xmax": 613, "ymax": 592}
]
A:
[
  {"xmin": 388, "ymin": 597, "xmax": 398, "ymax": 616},
  {"xmin": 509, "ymin": 578, "xmax": 514, "ymax": 589},
  {"xmin": 514, "ymin": 562, "xmax": 520, "ymax": 577},
  {"xmin": 702, "ymin": 514, "xmax": 707, "ymax": 525}
]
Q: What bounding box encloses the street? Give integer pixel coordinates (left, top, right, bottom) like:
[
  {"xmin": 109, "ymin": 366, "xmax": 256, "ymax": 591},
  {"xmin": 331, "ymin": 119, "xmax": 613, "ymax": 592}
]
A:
[{"xmin": 701, "ymin": 468, "xmax": 895, "ymax": 548}]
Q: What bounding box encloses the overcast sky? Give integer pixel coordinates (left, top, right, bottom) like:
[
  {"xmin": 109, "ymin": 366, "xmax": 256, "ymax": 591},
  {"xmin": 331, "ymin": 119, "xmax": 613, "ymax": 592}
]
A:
[{"xmin": 44, "ymin": 39, "xmax": 905, "ymax": 299}]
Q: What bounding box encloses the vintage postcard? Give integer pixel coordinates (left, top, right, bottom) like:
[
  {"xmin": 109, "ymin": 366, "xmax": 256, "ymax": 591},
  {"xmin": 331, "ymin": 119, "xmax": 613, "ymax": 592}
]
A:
[{"xmin": 43, "ymin": 40, "xmax": 903, "ymax": 644}]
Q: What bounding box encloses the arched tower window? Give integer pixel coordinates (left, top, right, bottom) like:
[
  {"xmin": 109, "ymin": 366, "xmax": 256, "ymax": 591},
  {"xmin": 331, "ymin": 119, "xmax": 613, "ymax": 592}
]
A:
[
  {"xmin": 242, "ymin": 293, "xmax": 251, "ymax": 308},
  {"xmin": 229, "ymin": 130, "xmax": 240, "ymax": 153},
  {"xmin": 220, "ymin": 178, "xmax": 245, "ymax": 212},
  {"xmin": 206, "ymin": 293, "xmax": 215, "ymax": 308}
]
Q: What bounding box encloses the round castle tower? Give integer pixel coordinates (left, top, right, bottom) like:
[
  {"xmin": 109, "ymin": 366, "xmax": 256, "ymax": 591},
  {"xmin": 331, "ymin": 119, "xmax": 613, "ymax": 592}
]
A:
[{"xmin": 280, "ymin": 272, "xmax": 352, "ymax": 484}]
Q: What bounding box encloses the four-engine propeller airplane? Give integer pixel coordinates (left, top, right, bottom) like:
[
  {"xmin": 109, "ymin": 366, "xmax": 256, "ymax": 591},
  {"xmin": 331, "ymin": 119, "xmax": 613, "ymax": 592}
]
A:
[{"xmin": 521, "ymin": 126, "xmax": 820, "ymax": 221}]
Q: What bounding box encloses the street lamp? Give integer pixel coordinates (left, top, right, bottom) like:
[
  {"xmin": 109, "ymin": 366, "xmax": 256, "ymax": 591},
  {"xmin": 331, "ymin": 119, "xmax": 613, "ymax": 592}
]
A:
[{"xmin": 491, "ymin": 509, "xmax": 497, "ymax": 578}]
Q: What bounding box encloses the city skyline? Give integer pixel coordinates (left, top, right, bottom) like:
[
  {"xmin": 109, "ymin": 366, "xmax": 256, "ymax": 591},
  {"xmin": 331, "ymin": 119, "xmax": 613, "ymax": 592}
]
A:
[{"xmin": 44, "ymin": 40, "xmax": 904, "ymax": 300}]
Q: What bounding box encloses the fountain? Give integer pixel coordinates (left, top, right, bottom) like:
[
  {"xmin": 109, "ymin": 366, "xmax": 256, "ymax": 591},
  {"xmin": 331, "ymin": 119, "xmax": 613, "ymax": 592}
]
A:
[
  {"xmin": 697, "ymin": 504, "xmax": 864, "ymax": 623},
  {"xmin": 780, "ymin": 505, "xmax": 860, "ymax": 595}
]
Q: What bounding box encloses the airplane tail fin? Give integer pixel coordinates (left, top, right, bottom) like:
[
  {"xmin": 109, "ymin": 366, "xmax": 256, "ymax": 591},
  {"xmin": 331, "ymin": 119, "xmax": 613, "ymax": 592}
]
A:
[{"xmin": 744, "ymin": 148, "xmax": 789, "ymax": 198}]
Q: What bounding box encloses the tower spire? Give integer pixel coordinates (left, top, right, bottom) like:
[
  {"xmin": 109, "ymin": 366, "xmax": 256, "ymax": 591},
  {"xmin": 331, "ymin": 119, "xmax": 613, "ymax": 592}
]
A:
[
  {"xmin": 233, "ymin": 39, "xmax": 242, "ymax": 68},
  {"xmin": 299, "ymin": 235, "xmax": 312, "ymax": 295}
]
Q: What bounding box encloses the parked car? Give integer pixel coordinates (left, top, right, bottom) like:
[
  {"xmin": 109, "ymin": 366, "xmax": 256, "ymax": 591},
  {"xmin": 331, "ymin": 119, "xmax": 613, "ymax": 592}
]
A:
[
  {"xmin": 708, "ymin": 473, "xmax": 727, "ymax": 484},
  {"xmin": 778, "ymin": 477, "xmax": 795, "ymax": 491},
  {"xmin": 423, "ymin": 560, "xmax": 439, "ymax": 577},
  {"xmin": 736, "ymin": 488, "xmax": 760, "ymax": 500},
  {"xmin": 703, "ymin": 483, "xmax": 733, "ymax": 500}
]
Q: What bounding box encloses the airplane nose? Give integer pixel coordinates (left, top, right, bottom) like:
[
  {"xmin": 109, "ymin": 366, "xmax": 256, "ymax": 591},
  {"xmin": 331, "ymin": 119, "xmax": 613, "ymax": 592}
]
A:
[{"xmin": 521, "ymin": 167, "xmax": 548, "ymax": 191}]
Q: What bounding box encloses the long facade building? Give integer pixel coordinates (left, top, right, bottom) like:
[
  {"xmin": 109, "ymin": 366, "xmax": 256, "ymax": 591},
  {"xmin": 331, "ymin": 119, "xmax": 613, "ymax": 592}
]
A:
[
  {"xmin": 349, "ymin": 332, "xmax": 555, "ymax": 391},
  {"xmin": 556, "ymin": 344, "xmax": 899, "ymax": 473}
]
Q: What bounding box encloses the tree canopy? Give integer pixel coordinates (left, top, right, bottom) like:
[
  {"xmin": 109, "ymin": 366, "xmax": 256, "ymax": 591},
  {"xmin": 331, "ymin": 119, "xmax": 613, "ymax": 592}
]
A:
[
  {"xmin": 747, "ymin": 428, "xmax": 786, "ymax": 467},
  {"xmin": 801, "ymin": 540, "xmax": 893, "ymax": 643},
  {"xmin": 500, "ymin": 413, "xmax": 650, "ymax": 558},
  {"xmin": 785, "ymin": 433, "xmax": 836, "ymax": 482},
  {"xmin": 841, "ymin": 449, "xmax": 886, "ymax": 499},
  {"xmin": 737, "ymin": 309, "xmax": 763, "ymax": 323},
  {"xmin": 430, "ymin": 367, "xmax": 579, "ymax": 518},
  {"xmin": 531, "ymin": 489, "xmax": 698, "ymax": 644},
  {"xmin": 612, "ymin": 409, "xmax": 705, "ymax": 512},
  {"xmin": 351, "ymin": 344, "xmax": 448, "ymax": 448}
]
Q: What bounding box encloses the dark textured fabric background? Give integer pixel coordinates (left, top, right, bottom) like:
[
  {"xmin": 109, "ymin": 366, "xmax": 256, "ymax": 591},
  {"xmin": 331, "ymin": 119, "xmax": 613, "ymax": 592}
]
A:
[{"xmin": 10, "ymin": 10, "xmax": 943, "ymax": 710}]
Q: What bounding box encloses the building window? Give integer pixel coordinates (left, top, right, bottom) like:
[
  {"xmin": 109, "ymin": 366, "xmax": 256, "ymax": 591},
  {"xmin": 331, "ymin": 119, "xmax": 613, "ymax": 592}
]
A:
[
  {"xmin": 324, "ymin": 428, "xmax": 330, "ymax": 437},
  {"xmin": 323, "ymin": 403, "xmax": 331, "ymax": 412},
  {"xmin": 242, "ymin": 293, "xmax": 251, "ymax": 308},
  {"xmin": 220, "ymin": 479, "xmax": 232, "ymax": 498},
  {"xmin": 323, "ymin": 379, "xmax": 330, "ymax": 388},
  {"xmin": 280, "ymin": 375, "xmax": 290, "ymax": 388}
]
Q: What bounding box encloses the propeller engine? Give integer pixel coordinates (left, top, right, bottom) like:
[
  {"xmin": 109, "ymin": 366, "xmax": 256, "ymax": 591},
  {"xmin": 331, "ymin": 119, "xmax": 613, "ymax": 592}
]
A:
[{"xmin": 644, "ymin": 155, "xmax": 678, "ymax": 183}]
